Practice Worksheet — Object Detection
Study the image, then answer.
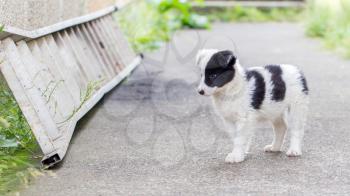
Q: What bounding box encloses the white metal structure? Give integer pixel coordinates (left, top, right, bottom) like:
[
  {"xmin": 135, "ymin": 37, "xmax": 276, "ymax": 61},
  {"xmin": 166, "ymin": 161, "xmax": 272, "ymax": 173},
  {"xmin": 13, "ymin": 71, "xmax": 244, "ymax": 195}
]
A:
[{"xmin": 0, "ymin": 5, "xmax": 141, "ymax": 167}]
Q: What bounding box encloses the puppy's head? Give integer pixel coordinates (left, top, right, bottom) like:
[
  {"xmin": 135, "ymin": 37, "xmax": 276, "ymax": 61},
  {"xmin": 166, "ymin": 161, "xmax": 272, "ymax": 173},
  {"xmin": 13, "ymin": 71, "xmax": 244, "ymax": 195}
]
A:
[{"xmin": 196, "ymin": 49, "xmax": 237, "ymax": 96}]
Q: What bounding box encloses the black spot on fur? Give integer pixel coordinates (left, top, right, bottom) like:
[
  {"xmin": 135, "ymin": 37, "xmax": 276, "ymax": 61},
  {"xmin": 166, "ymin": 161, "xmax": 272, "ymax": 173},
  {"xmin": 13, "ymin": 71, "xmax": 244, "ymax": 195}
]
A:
[
  {"xmin": 246, "ymin": 70, "xmax": 265, "ymax": 110},
  {"xmin": 265, "ymin": 65, "xmax": 286, "ymax": 101},
  {"xmin": 205, "ymin": 50, "xmax": 236, "ymax": 87},
  {"xmin": 299, "ymin": 72, "xmax": 309, "ymax": 95}
]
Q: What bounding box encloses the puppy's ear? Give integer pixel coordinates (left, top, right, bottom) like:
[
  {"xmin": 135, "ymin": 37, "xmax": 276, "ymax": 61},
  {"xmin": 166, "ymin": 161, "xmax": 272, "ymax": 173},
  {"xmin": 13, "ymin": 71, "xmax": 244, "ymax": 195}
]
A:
[
  {"xmin": 216, "ymin": 50, "xmax": 236, "ymax": 68},
  {"xmin": 196, "ymin": 49, "xmax": 207, "ymax": 66}
]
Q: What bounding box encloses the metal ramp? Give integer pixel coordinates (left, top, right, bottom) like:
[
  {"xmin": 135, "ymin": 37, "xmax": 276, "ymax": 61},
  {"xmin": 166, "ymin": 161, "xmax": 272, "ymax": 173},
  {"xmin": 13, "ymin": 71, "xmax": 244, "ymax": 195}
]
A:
[{"xmin": 0, "ymin": 5, "xmax": 141, "ymax": 167}]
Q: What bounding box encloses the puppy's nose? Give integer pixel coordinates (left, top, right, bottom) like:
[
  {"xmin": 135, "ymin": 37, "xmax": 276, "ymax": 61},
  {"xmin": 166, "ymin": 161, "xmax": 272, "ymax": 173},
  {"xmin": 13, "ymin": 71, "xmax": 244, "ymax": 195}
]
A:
[{"xmin": 198, "ymin": 90, "xmax": 205, "ymax": 95}]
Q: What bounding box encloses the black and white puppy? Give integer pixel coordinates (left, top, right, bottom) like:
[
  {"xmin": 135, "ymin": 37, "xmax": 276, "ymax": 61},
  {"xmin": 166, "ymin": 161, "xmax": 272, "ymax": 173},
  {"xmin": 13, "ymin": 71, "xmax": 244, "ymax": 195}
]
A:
[{"xmin": 196, "ymin": 49, "xmax": 309, "ymax": 163}]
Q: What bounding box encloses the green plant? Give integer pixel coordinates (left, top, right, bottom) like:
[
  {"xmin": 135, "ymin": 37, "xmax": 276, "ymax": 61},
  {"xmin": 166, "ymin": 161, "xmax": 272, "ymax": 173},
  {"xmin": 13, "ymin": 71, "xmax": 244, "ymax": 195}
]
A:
[
  {"xmin": 59, "ymin": 79, "xmax": 103, "ymax": 124},
  {"xmin": 116, "ymin": 1, "xmax": 171, "ymax": 52},
  {"xmin": 116, "ymin": 0, "xmax": 209, "ymax": 52},
  {"xmin": 0, "ymin": 77, "xmax": 36, "ymax": 152},
  {"xmin": 306, "ymin": 0, "xmax": 350, "ymax": 57},
  {"xmin": 0, "ymin": 76, "xmax": 42, "ymax": 195},
  {"xmin": 158, "ymin": 0, "xmax": 209, "ymax": 28},
  {"xmin": 202, "ymin": 6, "xmax": 303, "ymax": 23},
  {"xmin": 0, "ymin": 151, "xmax": 42, "ymax": 195}
]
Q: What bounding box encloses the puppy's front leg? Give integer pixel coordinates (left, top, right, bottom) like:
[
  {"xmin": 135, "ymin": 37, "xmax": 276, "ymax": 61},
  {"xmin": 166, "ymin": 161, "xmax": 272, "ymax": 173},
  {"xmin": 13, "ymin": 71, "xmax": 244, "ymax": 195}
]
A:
[{"xmin": 225, "ymin": 120, "xmax": 252, "ymax": 163}]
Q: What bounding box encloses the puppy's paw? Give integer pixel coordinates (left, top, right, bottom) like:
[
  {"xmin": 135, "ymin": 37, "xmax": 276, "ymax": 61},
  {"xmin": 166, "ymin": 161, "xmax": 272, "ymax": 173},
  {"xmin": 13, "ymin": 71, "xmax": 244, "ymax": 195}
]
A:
[
  {"xmin": 264, "ymin": 144, "xmax": 281, "ymax": 153},
  {"xmin": 225, "ymin": 152, "xmax": 245, "ymax": 163},
  {"xmin": 286, "ymin": 148, "xmax": 302, "ymax": 157}
]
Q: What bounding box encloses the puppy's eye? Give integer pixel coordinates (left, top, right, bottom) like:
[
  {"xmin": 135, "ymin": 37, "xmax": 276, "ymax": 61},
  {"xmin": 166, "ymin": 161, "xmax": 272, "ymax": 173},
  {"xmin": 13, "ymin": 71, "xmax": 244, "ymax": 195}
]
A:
[{"xmin": 209, "ymin": 74, "xmax": 217, "ymax": 79}]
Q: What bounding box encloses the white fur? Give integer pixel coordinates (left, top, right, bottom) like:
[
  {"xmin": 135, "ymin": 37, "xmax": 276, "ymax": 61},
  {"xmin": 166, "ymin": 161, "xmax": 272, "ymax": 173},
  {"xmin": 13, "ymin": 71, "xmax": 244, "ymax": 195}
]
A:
[{"xmin": 196, "ymin": 49, "xmax": 309, "ymax": 163}]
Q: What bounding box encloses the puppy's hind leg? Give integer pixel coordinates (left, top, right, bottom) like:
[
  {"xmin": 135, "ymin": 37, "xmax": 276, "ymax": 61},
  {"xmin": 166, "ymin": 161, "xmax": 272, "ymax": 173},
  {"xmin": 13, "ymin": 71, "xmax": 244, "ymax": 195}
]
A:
[
  {"xmin": 286, "ymin": 98, "xmax": 309, "ymax": 157},
  {"xmin": 264, "ymin": 116, "xmax": 287, "ymax": 152}
]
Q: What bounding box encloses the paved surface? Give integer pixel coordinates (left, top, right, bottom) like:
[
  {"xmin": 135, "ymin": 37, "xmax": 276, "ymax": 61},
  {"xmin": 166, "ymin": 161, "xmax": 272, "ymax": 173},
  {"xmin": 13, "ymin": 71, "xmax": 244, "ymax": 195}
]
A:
[{"xmin": 22, "ymin": 23, "xmax": 350, "ymax": 195}]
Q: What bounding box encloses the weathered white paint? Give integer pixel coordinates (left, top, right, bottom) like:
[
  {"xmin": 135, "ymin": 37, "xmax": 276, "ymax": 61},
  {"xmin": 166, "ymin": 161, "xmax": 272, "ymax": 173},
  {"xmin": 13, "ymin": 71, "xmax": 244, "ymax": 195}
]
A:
[{"xmin": 0, "ymin": 9, "xmax": 140, "ymax": 166}]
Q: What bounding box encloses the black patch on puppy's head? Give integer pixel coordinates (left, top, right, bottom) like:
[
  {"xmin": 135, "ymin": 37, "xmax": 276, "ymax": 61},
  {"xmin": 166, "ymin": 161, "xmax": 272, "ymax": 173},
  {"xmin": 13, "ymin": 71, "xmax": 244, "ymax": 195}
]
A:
[{"xmin": 204, "ymin": 50, "xmax": 236, "ymax": 87}]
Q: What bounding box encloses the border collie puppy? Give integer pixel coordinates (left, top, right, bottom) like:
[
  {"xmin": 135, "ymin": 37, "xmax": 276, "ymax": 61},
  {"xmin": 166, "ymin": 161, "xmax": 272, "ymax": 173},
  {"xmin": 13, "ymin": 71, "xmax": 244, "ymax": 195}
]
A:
[{"xmin": 196, "ymin": 49, "xmax": 309, "ymax": 163}]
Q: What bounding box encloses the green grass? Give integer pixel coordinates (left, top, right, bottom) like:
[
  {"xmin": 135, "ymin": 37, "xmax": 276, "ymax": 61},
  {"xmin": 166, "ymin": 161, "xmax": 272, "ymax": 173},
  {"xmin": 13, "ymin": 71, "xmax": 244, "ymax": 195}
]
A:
[
  {"xmin": 201, "ymin": 6, "xmax": 303, "ymax": 23},
  {"xmin": 0, "ymin": 76, "xmax": 42, "ymax": 195},
  {"xmin": 116, "ymin": 0, "xmax": 209, "ymax": 52},
  {"xmin": 116, "ymin": 1, "xmax": 173, "ymax": 52},
  {"xmin": 306, "ymin": 0, "xmax": 350, "ymax": 57},
  {"xmin": 0, "ymin": 151, "xmax": 42, "ymax": 195},
  {"xmin": 116, "ymin": 2, "xmax": 304, "ymax": 53}
]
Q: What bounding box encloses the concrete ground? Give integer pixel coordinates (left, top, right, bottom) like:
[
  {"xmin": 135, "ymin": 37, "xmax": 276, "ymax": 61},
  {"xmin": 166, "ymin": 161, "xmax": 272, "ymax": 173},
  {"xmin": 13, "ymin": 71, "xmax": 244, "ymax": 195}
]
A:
[{"xmin": 22, "ymin": 23, "xmax": 350, "ymax": 195}]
